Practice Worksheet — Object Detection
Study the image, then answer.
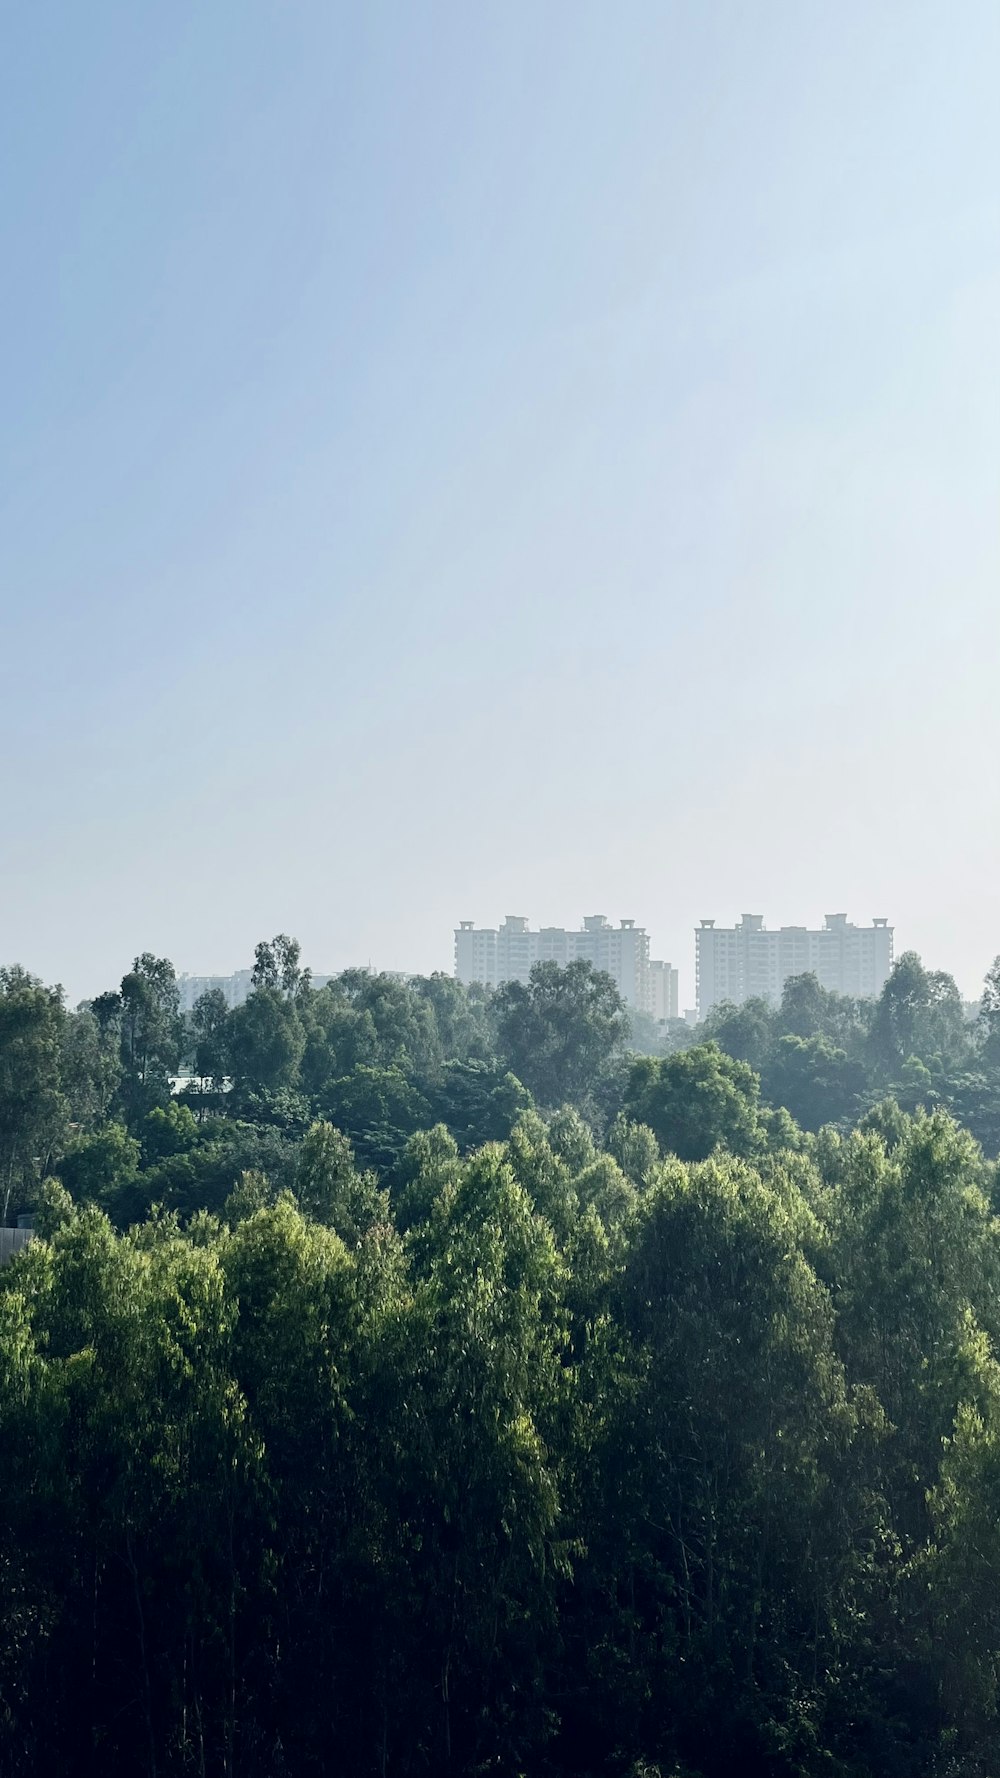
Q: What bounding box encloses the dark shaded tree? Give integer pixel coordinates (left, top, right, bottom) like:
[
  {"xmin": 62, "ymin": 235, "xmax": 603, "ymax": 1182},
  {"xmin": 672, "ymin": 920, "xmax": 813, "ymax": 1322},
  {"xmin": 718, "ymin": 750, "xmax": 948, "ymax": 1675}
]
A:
[
  {"xmin": 494, "ymin": 960, "xmax": 629, "ymax": 1109},
  {"xmin": 0, "ymin": 967, "xmax": 67, "ymax": 1223},
  {"xmin": 228, "ymin": 988, "xmax": 305, "ymax": 1095}
]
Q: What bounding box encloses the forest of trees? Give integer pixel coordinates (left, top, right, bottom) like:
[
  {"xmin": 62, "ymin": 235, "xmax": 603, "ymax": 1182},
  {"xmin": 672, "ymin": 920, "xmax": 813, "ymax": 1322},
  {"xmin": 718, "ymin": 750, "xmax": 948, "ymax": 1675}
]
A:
[{"xmin": 3, "ymin": 939, "xmax": 1000, "ymax": 1774}]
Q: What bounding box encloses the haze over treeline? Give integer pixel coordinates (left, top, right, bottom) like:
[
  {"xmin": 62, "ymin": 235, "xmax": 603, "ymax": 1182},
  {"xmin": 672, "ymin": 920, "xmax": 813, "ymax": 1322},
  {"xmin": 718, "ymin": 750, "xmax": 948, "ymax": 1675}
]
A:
[{"xmin": 5, "ymin": 941, "xmax": 1000, "ymax": 1771}]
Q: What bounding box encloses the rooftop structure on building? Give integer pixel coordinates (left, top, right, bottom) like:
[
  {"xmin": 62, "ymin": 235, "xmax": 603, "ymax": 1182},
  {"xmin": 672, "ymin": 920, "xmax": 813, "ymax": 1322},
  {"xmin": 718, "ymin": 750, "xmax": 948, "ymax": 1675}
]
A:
[
  {"xmin": 695, "ymin": 914, "xmax": 894, "ymax": 1020},
  {"xmin": 455, "ymin": 915, "xmax": 678, "ymax": 1018}
]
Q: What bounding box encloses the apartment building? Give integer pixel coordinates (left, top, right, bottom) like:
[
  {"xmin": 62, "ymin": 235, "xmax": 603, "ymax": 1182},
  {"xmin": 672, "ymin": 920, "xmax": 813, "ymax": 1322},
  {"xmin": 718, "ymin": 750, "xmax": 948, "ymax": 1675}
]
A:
[
  {"xmin": 177, "ymin": 969, "xmax": 336, "ymax": 1011},
  {"xmin": 455, "ymin": 915, "xmax": 679, "ymax": 1017},
  {"xmin": 648, "ymin": 958, "xmax": 680, "ymax": 1021},
  {"xmin": 695, "ymin": 914, "xmax": 894, "ymax": 1019}
]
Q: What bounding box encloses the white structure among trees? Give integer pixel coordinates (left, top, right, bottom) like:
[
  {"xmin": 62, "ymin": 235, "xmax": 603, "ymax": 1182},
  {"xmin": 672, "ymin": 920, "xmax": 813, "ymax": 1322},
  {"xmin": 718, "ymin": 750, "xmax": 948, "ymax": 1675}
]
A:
[
  {"xmin": 455, "ymin": 916, "xmax": 678, "ymax": 1018},
  {"xmin": 695, "ymin": 914, "xmax": 894, "ymax": 1019}
]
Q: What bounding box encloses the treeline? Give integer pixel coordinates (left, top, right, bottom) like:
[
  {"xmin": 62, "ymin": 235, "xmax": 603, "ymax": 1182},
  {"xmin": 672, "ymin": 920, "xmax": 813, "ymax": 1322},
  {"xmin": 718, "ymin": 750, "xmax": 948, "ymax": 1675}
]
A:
[
  {"xmin": 701, "ymin": 952, "xmax": 1000, "ymax": 1151},
  {"xmin": 2, "ymin": 943, "xmax": 1000, "ymax": 1773},
  {"xmin": 3, "ymin": 938, "xmax": 1000, "ymax": 1237}
]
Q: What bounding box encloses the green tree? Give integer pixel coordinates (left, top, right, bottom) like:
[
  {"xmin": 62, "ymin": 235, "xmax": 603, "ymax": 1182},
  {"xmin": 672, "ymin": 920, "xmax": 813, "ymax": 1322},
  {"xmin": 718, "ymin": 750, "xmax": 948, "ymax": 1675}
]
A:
[
  {"xmin": 223, "ymin": 1166, "xmax": 275, "ymax": 1224},
  {"xmin": 829, "ymin": 1110, "xmax": 996, "ymax": 1550},
  {"xmin": 142, "ymin": 1100, "xmax": 198, "ymax": 1164},
  {"xmin": 424, "ymin": 1059, "xmax": 532, "ymax": 1150},
  {"xmin": 296, "ymin": 1120, "xmax": 388, "ymax": 1244},
  {"xmin": 504, "ymin": 1110, "xmax": 580, "ymax": 1243},
  {"xmin": 778, "ymin": 971, "xmax": 831, "ymax": 1038},
  {"xmin": 925, "ymin": 1332, "xmax": 1000, "ymax": 1745},
  {"xmin": 227, "ymin": 988, "xmax": 305, "ymax": 1094},
  {"xmin": 393, "ymin": 1123, "xmax": 465, "ymax": 1236},
  {"xmin": 871, "ymin": 951, "xmax": 970, "ymax": 1077},
  {"xmin": 58, "ymin": 1123, "xmax": 140, "ymax": 1212},
  {"xmin": 190, "ymin": 986, "xmax": 231, "ymax": 1088},
  {"xmin": 395, "ymin": 1146, "xmax": 570, "ymax": 1771},
  {"xmin": 251, "ymin": 932, "xmax": 308, "ymax": 997},
  {"xmin": 0, "ymin": 967, "xmax": 68, "ymax": 1223},
  {"xmin": 494, "ymin": 960, "xmax": 630, "ymax": 1109},
  {"xmin": 412, "ymin": 972, "xmax": 494, "ymax": 1064},
  {"xmin": 298, "ymin": 970, "xmax": 442, "ymax": 1103},
  {"xmin": 762, "ymin": 1032, "xmax": 865, "ymax": 1130},
  {"xmin": 701, "ymin": 995, "xmax": 774, "ymax": 1070},
  {"xmin": 606, "ymin": 1111, "xmax": 660, "ymax": 1188},
  {"xmin": 625, "ymin": 1043, "xmax": 763, "ymax": 1162},
  {"xmin": 944, "ymin": 1067, "xmax": 1000, "ymax": 1160},
  {"xmin": 320, "ymin": 1065, "xmax": 431, "ymax": 1177},
  {"xmin": 333, "ymin": 969, "xmax": 440, "ymax": 1073},
  {"xmin": 117, "ymin": 954, "xmax": 182, "ymax": 1126},
  {"xmin": 599, "ymin": 1152, "xmax": 859, "ymax": 1774},
  {"xmin": 977, "ymin": 955, "xmax": 1000, "ymax": 1066},
  {"xmin": 60, "ymin": 1004, "xmax": 121, "ymax": 1128}
]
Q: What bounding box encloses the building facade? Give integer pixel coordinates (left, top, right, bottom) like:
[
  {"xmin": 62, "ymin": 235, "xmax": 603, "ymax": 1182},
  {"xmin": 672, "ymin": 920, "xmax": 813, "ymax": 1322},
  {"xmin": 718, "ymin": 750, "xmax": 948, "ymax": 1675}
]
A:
[
  {"xmin": 177, "ymin": 969, "xmax": 337, "ymax": 1012},
  {"xmin": 695, "ymin": 914, "xmax": 894, "ymax": 1019},
  {"xmin": 455, "ymin": 915, "xmax": 679, "ymax": 1017},
  {"xmin": 648, "ymin": 958, "xmax": 680, "ymax": 1021},
  {"xmin": 177, "ymin": 971, "xmax": 255, "ymax": 1013}
]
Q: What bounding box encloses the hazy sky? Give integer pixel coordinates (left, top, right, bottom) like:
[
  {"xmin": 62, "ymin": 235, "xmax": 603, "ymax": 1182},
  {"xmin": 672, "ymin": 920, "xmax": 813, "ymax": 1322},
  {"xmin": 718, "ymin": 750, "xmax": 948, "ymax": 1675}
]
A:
[{"xmin": 2, "ymin": 2, "xmax": 998, "ymax": 1008}]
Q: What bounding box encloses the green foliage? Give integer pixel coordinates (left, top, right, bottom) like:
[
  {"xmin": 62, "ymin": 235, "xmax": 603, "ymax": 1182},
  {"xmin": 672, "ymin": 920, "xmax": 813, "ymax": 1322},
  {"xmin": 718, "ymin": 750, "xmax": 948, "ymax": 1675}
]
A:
[
  {"xmin": 979, "ymin": 955, "xmax": 1000, "ymax": 1065},
  {"xmin": 142, "ymin": 1099, "xmax": 198, "ymax": 1163},
  {"xmin": 57, "ymin": 1122, "xmax": 140, "ymax": 1211},
  {"xmin": 412, "ymin": 970, "xmax": 493, "ymax": 1063},
  {"xmin": 763, "ymin": 1031, "xmax": 865, "ymax": 1130},
  {"xmin": 228, "ymin": 986, "xmax": 305, "ymax": 1093},
  {"xmin": 59, "ymin": 1004, "xmax": 121, "ymax": 1128},
  {"xmin": 606, "ymin": 1111, "xmax": 660, "ymax": 1187},
  {"xmin": 251, "ymin": 932, "xmax": 307, "ymax": 996},
  {"xmin": 6, "ymin": 939, "xmax": 1000, "ymax": 1773},
  {"xmin": 223, "ymin": 1166, "xmax": 275, "ymax": 1224},
  {"xmin": 870, "ymin": 950, "xmax": 969, "ymax": 1076},
  {"xmin": 424, "ymin": 1057, "xmax": 533, "ymax": 1149},
  {"xmin": 0, "ymin": 966, "xmax": 68, "ymax": 1222},
  {"xmin": 602, "ymin": 1154, "xmax": 857, "ymax": 1767},
  {"xmin": 393, "ymin": 1122, "xmax": 465, "ymax": 1235},
  {"xmin": 625, "ymin": 1042, "xmax": 763, "ymax": 1161},
  {"xmin": 701, "ymin": 994, "xmax": 774, "ymax": 1069},
  {"xmin": 494, "ymin": 958, "xmax": 630, "ymax": 1108},
  {"xmin": 117, "ymin": 953, "xmax": 183, "ymax": 1124},
  {"xmin": 189, "ymin": 985, "xmax": 231, "ymax": 1084},
  {"xmin": 296, "ymin": 1119, "xmax": 388, "ymax": 1243},
  {"xmin": 315, "ymin": 1063, "xmax": 429, "ymax": 1178}
]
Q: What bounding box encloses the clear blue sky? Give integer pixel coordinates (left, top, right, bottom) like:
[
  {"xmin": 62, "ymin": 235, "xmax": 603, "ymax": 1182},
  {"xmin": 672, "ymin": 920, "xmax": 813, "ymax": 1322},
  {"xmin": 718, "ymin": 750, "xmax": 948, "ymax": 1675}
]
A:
[{"xmin": 2, "ymin": 1, "xmax": 998, "ymax": 1007}]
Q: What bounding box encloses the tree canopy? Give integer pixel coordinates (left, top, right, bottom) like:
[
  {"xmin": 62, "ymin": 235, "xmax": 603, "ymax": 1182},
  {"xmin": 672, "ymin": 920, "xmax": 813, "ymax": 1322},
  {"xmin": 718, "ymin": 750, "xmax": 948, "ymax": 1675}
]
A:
[{"xmin": 1, "ymin": 938, "xmax": 1000, "ymax": 1775}]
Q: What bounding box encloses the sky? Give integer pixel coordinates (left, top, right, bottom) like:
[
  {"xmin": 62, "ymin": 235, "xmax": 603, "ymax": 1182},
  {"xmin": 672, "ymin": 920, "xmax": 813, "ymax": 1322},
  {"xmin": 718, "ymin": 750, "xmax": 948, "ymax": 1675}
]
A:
[{"xmin": 1, "ymin": 1, "xmax": 998, "ymax": 1009}]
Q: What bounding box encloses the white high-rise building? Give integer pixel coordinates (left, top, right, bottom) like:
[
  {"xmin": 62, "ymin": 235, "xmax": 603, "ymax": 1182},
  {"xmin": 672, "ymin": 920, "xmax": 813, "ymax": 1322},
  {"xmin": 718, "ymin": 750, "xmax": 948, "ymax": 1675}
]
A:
[
  {"xmin": 695, "ymin": 914, "xmax": 894, "ymax": 1019},
  {"xmin": 648, "ymin": 959, "xmax": 680, "ymax": 1021},
  {"xmin": 455, "ymin": 915, "xmax": 679, "ymax": 1017}
]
